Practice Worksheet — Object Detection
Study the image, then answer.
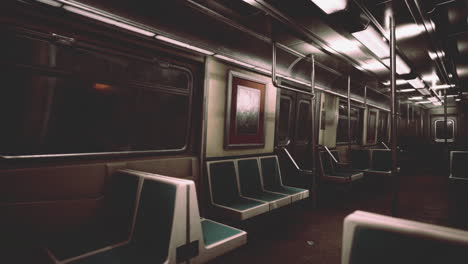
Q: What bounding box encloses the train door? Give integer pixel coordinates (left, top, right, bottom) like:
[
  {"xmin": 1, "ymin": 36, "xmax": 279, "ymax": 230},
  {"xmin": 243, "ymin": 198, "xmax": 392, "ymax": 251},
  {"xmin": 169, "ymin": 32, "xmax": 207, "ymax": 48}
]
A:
[{"xmin": 276, "ymin": 89, "xmax": 313, "ymax": 187}]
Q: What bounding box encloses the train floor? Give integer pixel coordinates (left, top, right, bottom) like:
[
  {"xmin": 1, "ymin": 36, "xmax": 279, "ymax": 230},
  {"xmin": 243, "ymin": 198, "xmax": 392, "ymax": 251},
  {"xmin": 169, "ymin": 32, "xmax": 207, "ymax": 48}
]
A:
[{"xmin": 208, "ymin": 167, "xmax": 467, "ymax": 264}]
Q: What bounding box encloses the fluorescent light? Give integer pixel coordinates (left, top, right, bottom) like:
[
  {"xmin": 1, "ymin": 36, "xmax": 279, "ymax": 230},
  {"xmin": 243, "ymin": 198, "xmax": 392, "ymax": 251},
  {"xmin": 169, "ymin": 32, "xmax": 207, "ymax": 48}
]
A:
[
  {"xmin": 397, "ymin": 88, "xmax": 416, "ymax": 93},
  {"xmin": 431, "ymin": 84, "xmax": 455, "ymax": 90},
  {"xmin": 416, "ymin": 101, "xmax": 431, "ymax": 104},
  {"xmin": 328, "ymin": 38, "xmax": 360, "ymax": 54},
  {"xmin": 446, "ymin": 94, "xmax": 457, "ymax": 98},
  {"xmin": 155, "ymin": 35, "xmax": 213, "ymax": 55},
  {"xmin": 456, "ymin": 98, "xmax": 461, "ymax": 102},
  {"xmin": 428, "ymin": 50, "xmax": 445, "ymax": 60},
  {"xmin": 36, "ymin": 0, "xmax": 62, "ymax": 7},
  {"xmin": 214, "ymin": 54, "xmax": 255, "ymax": 68},
  {"xmin": 360, "ymin": 59, "xmax": 388, "ymax": 72},
  {"xmin": 352, "ymin": 26, "xmax": 389, "ymax": 58},
  {"xmin": 417, "ymin": 88, "xmax": 431, "ymax": 95},
  {"xmin": 428, "ymin": 97, "xmax": 438, "ymax": 102},
  {"xmin": 254, "ymin": 67, "xmax": 271, "ymax": 74},
  {"xmin": 311, "ymin": 0, "xmax": 347, "ymax": 14},
  {"xmin": 396, "ymin": 56, "xmax": 411, "ymax": 74},
  {"xmin": 409, "ymin": 96, "xmax": 423, "ymax": 100},
  {"xmin": 408, "ymin": 78, "xmax": 425, "ymax": 89},
  {"xmin": 433, "ymin": 101, "xmax": 442, "ymax": 106},
  {"xmin": 63, "ymin": 5, "xmax": 155, "ymax": 37},
  {"xmin": 383, "ymin": 79, "xmax": 407, "ymax": 86},
  {"xmin": 384, "ymin": 23, "xmax": 425, "ymax": 40}
]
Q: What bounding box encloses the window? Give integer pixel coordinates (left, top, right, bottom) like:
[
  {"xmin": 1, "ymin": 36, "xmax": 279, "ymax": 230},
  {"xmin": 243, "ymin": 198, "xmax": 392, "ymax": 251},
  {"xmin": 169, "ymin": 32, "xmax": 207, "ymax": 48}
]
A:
[
  {"xmin": 296, "ymin": 100, "xmax": 311, "ymax": 142},
  {"xmin": 366, "ymin": 110, "xmax": 377, "ymax": 144},
  {"xmin": 336, "ymin": 101, "xmax": 363, "ymax": 144},
  {"xmin": 378, "ymin": 111, "xmax": 389, "ymax": 142},
  {"xmin": 435, "ymin": 119, "xmax": 455, "ymax": 142},
  {"xmin": 278, "ymin": 96, "xmax": 292, "ymax": 145},
  {"xmin": 0, "ymin": 30, "xmax": 197, "ymax": 157}
]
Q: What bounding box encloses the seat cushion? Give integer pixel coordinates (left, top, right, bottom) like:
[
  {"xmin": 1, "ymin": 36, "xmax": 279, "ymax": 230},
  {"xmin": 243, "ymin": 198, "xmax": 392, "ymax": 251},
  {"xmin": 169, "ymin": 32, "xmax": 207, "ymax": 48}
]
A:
[
  {"xmin": 243, "ymin": 191, "xmax": 287, "ymax": 202},
  {"xmin": 220, "ymin": 197, "xmax": 265, "ymax": 211},
  {"xmin": 201, "ymin": 219, "xmax": 243, "ymax": 246},
  {"xmin": 266, "ymin": 185, "xmax": 306, "ymax": 195}
]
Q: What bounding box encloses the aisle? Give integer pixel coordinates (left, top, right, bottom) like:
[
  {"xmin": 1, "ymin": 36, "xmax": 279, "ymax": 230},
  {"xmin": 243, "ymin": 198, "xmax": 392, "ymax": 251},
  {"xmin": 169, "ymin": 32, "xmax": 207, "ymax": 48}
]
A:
[{"xmin": 208, "ymin": 170, "xmax": 457, "ymax": 264}]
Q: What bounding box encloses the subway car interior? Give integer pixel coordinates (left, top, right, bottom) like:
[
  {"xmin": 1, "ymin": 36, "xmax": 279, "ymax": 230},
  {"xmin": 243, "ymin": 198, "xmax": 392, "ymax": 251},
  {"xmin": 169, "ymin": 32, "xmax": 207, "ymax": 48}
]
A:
[{"xmin": 3, "ymin": 0, "xmax": 468, "ymax": 263}]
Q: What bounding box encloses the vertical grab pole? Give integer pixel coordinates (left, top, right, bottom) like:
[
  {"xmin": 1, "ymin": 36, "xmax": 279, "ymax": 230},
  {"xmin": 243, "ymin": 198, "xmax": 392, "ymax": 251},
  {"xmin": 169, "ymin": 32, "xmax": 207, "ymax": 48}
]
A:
[
  {"xmin": 347, "ymin": 75, "xmax": 351, "ymax": 154},
  {"xmin": 444, "ymin": 90, "xmax": 448, "ymax": 170},
  {"xmin": 390, "ymin": 16, "xmax": 399, "ymax": 217},
  {"xmin": 310, "ymin": 54, "xmax": 317, "ymax": 208}
]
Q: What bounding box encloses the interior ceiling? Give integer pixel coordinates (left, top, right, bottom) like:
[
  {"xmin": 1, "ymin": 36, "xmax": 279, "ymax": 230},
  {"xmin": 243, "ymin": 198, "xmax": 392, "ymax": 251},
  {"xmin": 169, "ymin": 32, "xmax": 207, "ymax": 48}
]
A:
[
  {"xmin": 232, "ymin": 1, "xmax": 465, "ymax": 105},
  {"xmin": 34, "ymin": 0, "xmax": 466, "ymax": 106}
]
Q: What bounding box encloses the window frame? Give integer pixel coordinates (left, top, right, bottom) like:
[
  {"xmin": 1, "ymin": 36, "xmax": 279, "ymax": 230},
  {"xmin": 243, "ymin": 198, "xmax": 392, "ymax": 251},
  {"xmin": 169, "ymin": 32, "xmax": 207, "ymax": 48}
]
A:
[
  {"xmin": 0, "ymin": 27, "xmax": 197, "ymax": 159},
  {"xmin": 336, "ymin": 100, "xmax": 364, "ymax": 145},
  {"xmin": 434, "ymin": 119, "xmax": 455, "ymax": 143}
]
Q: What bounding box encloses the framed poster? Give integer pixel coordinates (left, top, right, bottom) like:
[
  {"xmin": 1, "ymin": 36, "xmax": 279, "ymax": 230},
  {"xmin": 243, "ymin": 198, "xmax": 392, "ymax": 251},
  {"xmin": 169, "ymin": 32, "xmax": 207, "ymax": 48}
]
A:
[{"xmin": 225, "ymin": 71, "xmax": 266, "ymax": 148}]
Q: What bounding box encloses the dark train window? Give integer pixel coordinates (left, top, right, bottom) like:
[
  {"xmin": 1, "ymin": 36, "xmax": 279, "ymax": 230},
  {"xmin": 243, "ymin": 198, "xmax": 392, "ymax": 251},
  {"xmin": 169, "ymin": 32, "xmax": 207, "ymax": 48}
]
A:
[
  {"xmin": 336, "ymin": 101, "xmax": 363, "ymax": 144},
  {"xmin": 278, "ymin": 96, "xmax": 292, "ymax": 145},
  {"xmin": 296, "ymin": 100, "xmax": 311, "ymax": 142},
  {"xmin": 0, "ymin": 31, "xmax": 194, "ymax": 157},
  {"xmin": 435, "ymin": 119, "xmax": 455, "ymax": 142},
  {"xmin": 366, "ymin": 110, "xmax": 377, "ymax": 144},
  {"xmin": 378, "ymin": 111, "xmax": 389, "ymax": 142}
]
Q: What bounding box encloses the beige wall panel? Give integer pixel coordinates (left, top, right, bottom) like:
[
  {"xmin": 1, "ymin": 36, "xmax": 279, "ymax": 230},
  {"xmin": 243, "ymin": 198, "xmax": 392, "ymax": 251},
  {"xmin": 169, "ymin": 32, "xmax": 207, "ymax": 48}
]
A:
[{"xmin": 205, "ymin": 58, "xmax": 277, "ymax": 158}]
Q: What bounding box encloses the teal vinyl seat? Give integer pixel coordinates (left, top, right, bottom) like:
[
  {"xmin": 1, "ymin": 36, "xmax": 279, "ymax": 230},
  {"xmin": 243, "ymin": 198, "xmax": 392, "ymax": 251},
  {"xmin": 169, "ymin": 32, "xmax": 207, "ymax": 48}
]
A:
[
  {"xmin": 342, "ymin": 211, "xmax": 468, "ymax": 264},
  {"xmin": 130, "ymin": 170, "xmax": 247, "ymax": 263},
  {"xmin": 207, "ymin": 160, "xmax": 269, "ymax": 220},
  {"xmin": 45, "ymin": 170, "xmax": 191, "ymax": 264},
  {"xmin": 259, "ymin": 156, "xmax": 309, "ymax": 202},
  {"xmin": 319, "ymin": 151, "xmax": 364, "ymax": 183},
  {"xmin": 236, "ymin": 158, "xmax": 291, "ymax": 210}
]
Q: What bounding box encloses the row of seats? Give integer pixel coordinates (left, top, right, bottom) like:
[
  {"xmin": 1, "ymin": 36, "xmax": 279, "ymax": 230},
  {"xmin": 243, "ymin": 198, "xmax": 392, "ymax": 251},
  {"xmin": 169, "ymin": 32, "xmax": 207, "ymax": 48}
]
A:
[
  {"xmin": 319, "ymin": 148, "xmax": 395, "ymax": 185},
  {"xmin": 45, "ymin": 170, "xmax": 246, "ymax": 264},
  {"xmin": 206, "ymin": 155, "xmax": 309, "ymax": 221},
  {"xmin": 350, "ymin": 149, "xmax": 393, "ymax": 176},
  {"xmin": 342, "ymin": 211, "xmax": 468, "ymax": 264}
]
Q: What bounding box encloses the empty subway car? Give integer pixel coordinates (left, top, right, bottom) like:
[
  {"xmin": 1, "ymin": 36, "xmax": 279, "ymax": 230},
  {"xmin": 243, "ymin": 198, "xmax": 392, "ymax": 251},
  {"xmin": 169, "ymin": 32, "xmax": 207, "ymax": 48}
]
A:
[{"xmin": 2, "ymin": 0, "xmax": 468, "ymax": 263}]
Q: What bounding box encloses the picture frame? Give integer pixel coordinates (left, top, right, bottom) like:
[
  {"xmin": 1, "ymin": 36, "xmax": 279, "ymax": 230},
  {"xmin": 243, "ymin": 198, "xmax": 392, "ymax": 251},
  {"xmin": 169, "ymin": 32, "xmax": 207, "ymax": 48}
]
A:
[{"xmin": 225, "ymin": 70, "xmax": 267, "ymax": 148}]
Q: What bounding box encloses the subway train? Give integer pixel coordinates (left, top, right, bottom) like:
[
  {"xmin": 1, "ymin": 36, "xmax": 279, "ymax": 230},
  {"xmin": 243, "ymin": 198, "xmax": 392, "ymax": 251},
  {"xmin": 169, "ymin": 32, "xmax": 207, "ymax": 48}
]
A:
[{"xmin": 3, "ymin": 0, "xmax": 468, "ymax": 263}]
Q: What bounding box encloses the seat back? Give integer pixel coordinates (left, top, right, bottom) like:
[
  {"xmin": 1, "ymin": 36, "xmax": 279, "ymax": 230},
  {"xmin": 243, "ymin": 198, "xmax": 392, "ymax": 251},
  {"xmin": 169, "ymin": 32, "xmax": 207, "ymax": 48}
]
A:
[
  {"xmin": 370, "ymin": 150, "xmax": 392, "ymax": 171},
  {"xmin": 122, "ymin": 170, "xmax": 189, "ymax": 264},
  {"xmin": 451, "ymin": 151, "xmax": 468, "ymax": 179},
  {"xmin": 206, "ymin": 161, "xmax": 240, "ymax": 205},
  {"xmin": 342, "ymin": 211, "xmax": 468, "ymax": 264},
  {"xmin": 350, "ymin": 150, "xmax": 370, "ymax": 170},
  {"xmin": 259, "ymin": 156, "xmax": 283, "ymax": 190},
  {"xmin": 237, "ymin": 158, "xmax": 263, "ymax": 195}
]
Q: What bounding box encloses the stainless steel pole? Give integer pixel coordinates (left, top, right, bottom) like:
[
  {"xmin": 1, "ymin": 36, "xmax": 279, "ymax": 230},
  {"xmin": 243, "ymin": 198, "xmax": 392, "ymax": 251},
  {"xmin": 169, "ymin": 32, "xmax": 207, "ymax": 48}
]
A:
[
  {"xmin": 390, "ymin": 16, "xmax": 399, "ymax": 216},
  {"xmin": 310, "ymin": 54, "xmax": 317, "ymax": 208},
  {"xmin": 347, "ymin": 75, "xmax": 351, "ymax": 153}
]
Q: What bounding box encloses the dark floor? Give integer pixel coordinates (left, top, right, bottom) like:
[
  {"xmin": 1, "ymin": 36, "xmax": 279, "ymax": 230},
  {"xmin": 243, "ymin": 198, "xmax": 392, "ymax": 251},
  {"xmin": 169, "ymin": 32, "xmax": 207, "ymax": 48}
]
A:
[{"xmin": 208, "ymin": 167, "xmax": 468, "ymax": 264}]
